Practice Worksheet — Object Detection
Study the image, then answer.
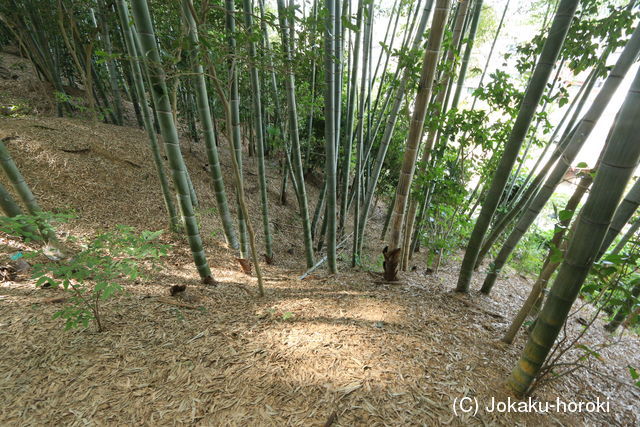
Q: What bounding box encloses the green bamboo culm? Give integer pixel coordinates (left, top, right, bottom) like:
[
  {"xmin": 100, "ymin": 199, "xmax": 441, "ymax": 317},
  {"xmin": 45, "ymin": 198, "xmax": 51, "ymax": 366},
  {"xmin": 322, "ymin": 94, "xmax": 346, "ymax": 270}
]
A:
[
  {"xmin": 276, "ymin": 0, "xmax": 315, "ymax": 268},
  {"xmin": 597, "ymin": 177, "xmax": 640, "ymax": 258},
  {"xmin": 479, "ymin": 23, "xmax": 640, "ymax": 294},
  {"xmin": 509, "ymin": 65, "xmax": 640, "ymax": 396},
  {"xmin": 115, "ymin": 0, "xmax": 181, "ymax": 232},
  {"xmin": 456, "ymin": 0, "xmax": 580, "ymax": 293},
  {"xmin": 352, "ymin": 0, "xmax": 373, "ymax": 266},
  {"xmin": 451, "ymin": 0, "xmax": 483, "ymax": 108},
  {"xmin": 339, "ymin": 0, "xmax": 363, "ymax": 236},
  {"xmin": 473, "ymin": 64, "xmax": 601, "ymax": 269},
  {"xmin": 0, "ymin": 138, "xmax": 54, "ymax": 240},
  {"xmin": 241, "ymin": 0, "xmax": 273, "ymax": 261},
  {"xmin": 0, "ymin": 180, "xmax": 39, "ymax": 238},
  {"xmin": 0, "ymin": 181, "xmax": 23, "ymax": 217},
  {"xmin": 181, "ymin": 0, "xmax": 239, "ymax": 250},
  {"xmin": 604, "ymin": 282, "xmax": 640, "ymax": 332},
  {"xmin": 224, "ymin": 0, "xmax": 249, "ymax": 259},
  {"xmin": 96, "ymin": 0, "xmax": 124, "ymax": 126},
  {"xmin": 611, "ymin": 218, "xmax": 640, "ymax": 255},
  {"xmin": 129, "ymin": 0, "xmax": 214, "ymax": 284},
  {"xmin": 400, "ymin": 0, "xmax": 469, "ymax": 268},
  {"xmin": 185, "ymin": 167, "xmax": 199, "ymax": 209},
  {"xmin": 0, "ymin": 138, "xmax": 41, "ymax": 215},
  {"xmin": 323, "ymin": 0, "xmax": 337, "ymax": 273},
  {"xmin": 501, "ymin": 162, "xmax": 597, "ymax": 345}
]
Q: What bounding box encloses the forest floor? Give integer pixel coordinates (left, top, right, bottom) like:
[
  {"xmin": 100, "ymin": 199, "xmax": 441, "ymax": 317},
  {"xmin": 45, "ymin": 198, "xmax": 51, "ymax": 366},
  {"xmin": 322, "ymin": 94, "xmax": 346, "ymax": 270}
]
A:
[{"xmin": 0, "ymin": 49, "xmax": 639, "ymax": 426}]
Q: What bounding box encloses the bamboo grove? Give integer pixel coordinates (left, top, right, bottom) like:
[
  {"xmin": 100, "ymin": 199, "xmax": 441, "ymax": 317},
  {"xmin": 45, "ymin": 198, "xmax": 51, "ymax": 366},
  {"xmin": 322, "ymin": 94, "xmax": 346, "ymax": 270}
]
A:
[{"xmin": 1, "ymin": 0, "xmax": 640, "ymax": 396}]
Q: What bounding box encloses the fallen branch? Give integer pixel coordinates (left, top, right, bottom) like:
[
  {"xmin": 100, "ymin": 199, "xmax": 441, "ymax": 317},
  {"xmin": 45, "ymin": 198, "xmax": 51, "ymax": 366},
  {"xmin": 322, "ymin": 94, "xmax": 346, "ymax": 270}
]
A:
[{"xmin": 124, "ymin": 160, "xmax": 142, "ymax": 168}]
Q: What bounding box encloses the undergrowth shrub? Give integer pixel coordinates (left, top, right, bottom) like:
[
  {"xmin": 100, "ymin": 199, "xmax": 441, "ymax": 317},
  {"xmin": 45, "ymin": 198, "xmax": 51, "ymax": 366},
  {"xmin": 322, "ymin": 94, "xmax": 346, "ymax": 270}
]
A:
[{"xmin": 1, "ymin": 214, "xmax": 167, "ymax": 331}]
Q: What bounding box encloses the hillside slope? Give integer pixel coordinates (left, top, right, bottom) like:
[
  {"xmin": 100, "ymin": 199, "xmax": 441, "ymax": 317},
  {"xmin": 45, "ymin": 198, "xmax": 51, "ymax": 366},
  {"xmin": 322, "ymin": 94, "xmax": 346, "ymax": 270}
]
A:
[{"xmin": 0, "ymin": 50, "xmax": 638, "ymax": 426}]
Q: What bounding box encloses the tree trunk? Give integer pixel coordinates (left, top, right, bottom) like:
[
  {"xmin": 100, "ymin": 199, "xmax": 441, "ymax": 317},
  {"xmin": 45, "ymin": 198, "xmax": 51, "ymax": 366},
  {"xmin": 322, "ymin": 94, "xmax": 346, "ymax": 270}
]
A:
[
  {"xmin": 323, "ymin": 0, "xmax": 338, "ymax": 273},
  {"xmin": 611, "ymin": 218, "xmax": 640, "ymax": 255},
  {"xmin": 116, "ymin": 0, "xmax": 180, "ymax": 232},
  {"xmin": 355, "ymin": 0, "xmax": 435, "ymax": 260},
  {"xmin": 339, "ymin": 0, "xmax": 363, "ymax": 235},
  {"xmin": 224, "ymin": 0, "xmax": 249, "ymax": 259},
  {"xmin": 241, "ymin": 0, "xmax": 273, "ymax": 261},
  {"xmin": 598, "ymin": 177, "xmax": 640, "ymax": 258}
]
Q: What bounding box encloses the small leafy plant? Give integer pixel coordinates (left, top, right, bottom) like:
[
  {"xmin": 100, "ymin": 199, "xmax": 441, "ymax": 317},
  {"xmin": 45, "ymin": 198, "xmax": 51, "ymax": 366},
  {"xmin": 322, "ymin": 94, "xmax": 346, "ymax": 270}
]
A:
[
  {"xmin": 1, "ymin": 214, "xmax": 167, "ymax": 332},
  {"xmin": 32, "ymin": 225, "xmax": 168, "ymax": 331}
]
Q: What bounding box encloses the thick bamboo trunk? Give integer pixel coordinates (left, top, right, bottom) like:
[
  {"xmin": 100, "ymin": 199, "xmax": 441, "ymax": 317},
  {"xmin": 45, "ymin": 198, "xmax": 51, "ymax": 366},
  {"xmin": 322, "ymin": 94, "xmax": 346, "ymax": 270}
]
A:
[
  {"xmin": 400, "ymin": 0, "xmax": 470, "ymax": 269},
  {"xmin": 0, "ymin": 139, "xmax": 41, "ymax": 216},
  {"xmin": 611, "ymin": 218, "xmax": 640, "ymax": 255},
  {"xmin": 502, "ymin": 171, "xmax": 593, "ymax": 344},
  {"xmin": 241, "ymin": 0, "xmax": 273, "ymax": 261},
  {"xmin": 181, "ymin": 0, "xmax": 238, "ymax": 248},
  {"xmin": 130, "ymin": 0, "xmax": 214, "ymax": 284},
  {"xmin": 97, "ymin": 0, "xmax": 124, "ymax": 126},
  {"xmin": 0, "ymin": 181, "xmax": 23, "ymax": 218},
  {"xmin": 509, "ymin": 64, "xmax": 640, "ymax": 396},
  {"xmin": 480, "ymin": 25, "xmax": 640, "ymax": 294},
  {"xmin": 116, "ymin": 0, "xmax": 180, "ymax": 232},
  {"xmin": 224, "ymin": 0, "xmax": 249, "ymax": 259},
  {"xmin": 451, "ymin": 0, "xmax": 483, "ymax": 108},
  {"xmin": 598, "ymin": 177, "xmax": 640, "ymax": 258},
  {"xmin": 604, "ymin": 283, "xmax": 640, "ymax": 332},
  {"xmin": 323, "ymin": 0, "xmax": 338, "ymax": 273},
  {"xmin": 355, "ymin": 0, "xmax": 435, "ymax": 259},
  {"xmin": 456, "ymin": 0, "xmax": 580, "ymax": 293},
  {"xmin": 338, "ymin": 0, "xmax": 363, "ymax": 235},
  {"xmin": 351, "ymin": 0, "xmax": 373, "ymax": 266}
]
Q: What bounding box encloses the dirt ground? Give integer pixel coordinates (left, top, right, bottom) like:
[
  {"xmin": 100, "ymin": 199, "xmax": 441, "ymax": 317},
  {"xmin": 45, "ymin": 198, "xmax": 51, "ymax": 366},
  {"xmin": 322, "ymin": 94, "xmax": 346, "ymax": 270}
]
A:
[{"xmin": 0, "ymin": 51, "xmax": 639, "ymax": 426}]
